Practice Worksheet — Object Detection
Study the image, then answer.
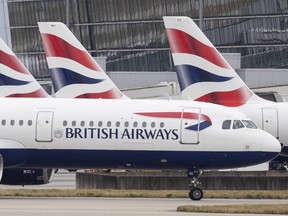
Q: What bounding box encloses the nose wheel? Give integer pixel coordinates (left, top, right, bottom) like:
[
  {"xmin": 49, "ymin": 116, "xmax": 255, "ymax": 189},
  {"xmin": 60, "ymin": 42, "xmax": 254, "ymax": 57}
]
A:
[
  {"xmin": 189, "ymin": 187, "xmax": 203, "ymax": 200},
  {"xmin": 187, "ymin": 168, "xmax": 203, "ymax": 201}
]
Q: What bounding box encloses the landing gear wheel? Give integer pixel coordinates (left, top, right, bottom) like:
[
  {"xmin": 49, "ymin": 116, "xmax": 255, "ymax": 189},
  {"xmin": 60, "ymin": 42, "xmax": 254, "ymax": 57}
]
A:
[
  {"xmin": 189, "ymin": 188, "xmax": 203, "ymax": 201},
  {"xmin": 187, "ymin": 167, "xmax": 203, "ymax": 201}
]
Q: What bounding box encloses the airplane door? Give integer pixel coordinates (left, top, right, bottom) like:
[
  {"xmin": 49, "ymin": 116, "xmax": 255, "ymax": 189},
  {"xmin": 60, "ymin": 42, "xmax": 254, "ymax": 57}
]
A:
[
  {"xmin": 262, "ymin": 108, "xmax": 278, "ymax": 139},
  {"xmin": 36, "ymin": 111, "xmax": 54, "ymax": 142},
  {"xmin": 180, "ymin": 108, "xmax": 200, "ymax": 144}
]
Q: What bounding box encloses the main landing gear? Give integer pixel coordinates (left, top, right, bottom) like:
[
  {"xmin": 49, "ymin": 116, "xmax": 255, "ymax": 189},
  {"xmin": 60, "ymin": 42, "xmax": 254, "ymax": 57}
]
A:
[{"xmin": 187, "ymin": 168, "xmax": 203, "ymax": 201}]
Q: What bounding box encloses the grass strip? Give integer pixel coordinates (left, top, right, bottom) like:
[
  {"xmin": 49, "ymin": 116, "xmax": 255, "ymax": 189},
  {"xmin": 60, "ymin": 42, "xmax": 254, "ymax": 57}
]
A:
[
  {"xmin": 0, "ymin": 189, "xmax": 288, "ymax": 199},
  {"xmin": 177, "ymin": 204, "xmax": 288, "ymax": 214}
]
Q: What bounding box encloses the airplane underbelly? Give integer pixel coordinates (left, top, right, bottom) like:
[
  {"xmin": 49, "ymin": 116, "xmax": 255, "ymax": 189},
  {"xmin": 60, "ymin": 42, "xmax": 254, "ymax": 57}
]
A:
[{"xmin": 16, "ymin": 149, "xmax": 278, "ymax": 170}]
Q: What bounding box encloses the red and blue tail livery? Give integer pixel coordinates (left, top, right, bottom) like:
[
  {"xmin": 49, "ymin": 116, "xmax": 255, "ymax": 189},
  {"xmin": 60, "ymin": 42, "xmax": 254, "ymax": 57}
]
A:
[
  {"xmin": 0, "ymin": 38, "xmax": 49, "ymax": 98},
  {"xmin": 38, "ymin": 22, "xmax": 127, "ymax": 99},
  {"xmin": 163, "ymin": 16, "xmax": 265, "ymax": 107}
]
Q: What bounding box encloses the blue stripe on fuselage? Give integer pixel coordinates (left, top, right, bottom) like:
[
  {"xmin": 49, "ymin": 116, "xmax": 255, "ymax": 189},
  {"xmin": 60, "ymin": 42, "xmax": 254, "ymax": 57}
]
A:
[{"xmin": 0, "ymin": 149, "xmax": 279, "ymax": 170}]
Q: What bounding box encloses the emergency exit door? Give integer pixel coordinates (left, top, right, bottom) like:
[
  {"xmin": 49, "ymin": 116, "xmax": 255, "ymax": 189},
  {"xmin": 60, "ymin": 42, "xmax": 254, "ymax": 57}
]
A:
[
  {"xmin": 36, "ymin": 111, "xmax": 54, "ymax": 142},
  {"xmin": 180, "ymin": 108, "xmax": 201, "ymax": 144},
  {"xmin": 262, "ymin": 108, "xmax": 278, "ymax": 139}
]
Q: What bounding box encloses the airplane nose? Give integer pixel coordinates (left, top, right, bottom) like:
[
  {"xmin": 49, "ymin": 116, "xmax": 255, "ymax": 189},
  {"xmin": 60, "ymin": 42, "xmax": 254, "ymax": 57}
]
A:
[{"xmin": 260, "ymin": 132, "xmax": 281, "ymax": 161}]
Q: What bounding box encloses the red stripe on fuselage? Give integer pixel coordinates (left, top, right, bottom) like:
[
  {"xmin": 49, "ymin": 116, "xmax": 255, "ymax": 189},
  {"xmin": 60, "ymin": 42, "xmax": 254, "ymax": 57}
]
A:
[
  {"xmin": 40, "ymin": 33, "xmax": 102, "ymax": 72},
  {"xmin": 166, "ymin": 28, "xmax": 230, "ymax": 69},
  {"xmin": 135, "ymin": 112, "xmax": 211, "ymax": 122}
]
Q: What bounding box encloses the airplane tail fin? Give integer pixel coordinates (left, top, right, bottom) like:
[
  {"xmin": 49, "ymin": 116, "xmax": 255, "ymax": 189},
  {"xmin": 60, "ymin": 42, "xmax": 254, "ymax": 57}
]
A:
[
  {"xmin": 38, "ymin": 22, "xmax": 127, "ymax": 99},
  {"xmin": 163, "ymin": 16, "xmax": 267, "ymax": 107},
  {"xmin": 0, "ymin": 37, "xmax": 49, "ymax": 98}
]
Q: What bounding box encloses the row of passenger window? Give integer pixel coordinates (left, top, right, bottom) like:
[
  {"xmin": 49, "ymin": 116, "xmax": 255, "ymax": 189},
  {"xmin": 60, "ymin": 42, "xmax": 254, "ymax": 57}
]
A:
[
  {"xmin": 63, "ymin": 120, "xmax": 165, "ymax": 128},
  {"xmin": 222, "ymin": 120, "xmax": 257, "ymax": 130},
  {"xmin": 1, "ymin": 119, "xmax": 33, "ymax": 126}
]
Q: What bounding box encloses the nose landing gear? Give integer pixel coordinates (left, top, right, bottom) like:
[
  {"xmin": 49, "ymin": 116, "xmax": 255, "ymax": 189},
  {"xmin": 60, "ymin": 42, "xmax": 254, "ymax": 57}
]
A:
[{"xmin": 187, "ymin": 168, "xmax": 203, "ymax": 201}]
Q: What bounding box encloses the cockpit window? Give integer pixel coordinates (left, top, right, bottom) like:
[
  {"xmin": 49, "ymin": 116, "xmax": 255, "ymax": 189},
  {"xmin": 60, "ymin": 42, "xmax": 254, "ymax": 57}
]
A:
[
  {"xmin": 242, "ymin": 120, "xmax": 257, "ymax": 129},
  {"xmin": 233, "ymin": 120, "xmax": 244, "ymax": 129},
  {"xmin": 222, "ymin": 120, "xmax": 231, "ymax": 129}
]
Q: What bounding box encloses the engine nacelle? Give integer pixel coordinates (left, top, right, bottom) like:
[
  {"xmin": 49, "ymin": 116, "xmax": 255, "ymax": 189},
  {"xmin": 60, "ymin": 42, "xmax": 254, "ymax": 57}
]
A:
[{"xmin": 0, "ymin": 168, "xmax": 55, "ymax": 186}]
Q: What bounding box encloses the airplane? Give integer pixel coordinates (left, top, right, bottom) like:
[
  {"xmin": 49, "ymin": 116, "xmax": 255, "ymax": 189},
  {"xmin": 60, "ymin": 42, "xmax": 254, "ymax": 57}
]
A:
[
  {"xmin": 0, "ymin": 97, "xmax": 280, "ymax": 200},
  {"xmin": 163, "ymin": 16, "xmax": 288, "ymax": 167},
  {"xmin": 0, "ymin": 37, "xmax": 56, "ymax": 186},
  {"xmin": 38, "ymin": 22, "xmax": 128, "ymax": 99}
]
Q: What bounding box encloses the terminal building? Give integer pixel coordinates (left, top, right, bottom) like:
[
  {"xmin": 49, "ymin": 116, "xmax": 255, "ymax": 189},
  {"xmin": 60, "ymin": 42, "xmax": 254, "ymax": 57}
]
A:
[{"xmin": 1, "ymin": 0, "xmax": 288, "ymax": 97}]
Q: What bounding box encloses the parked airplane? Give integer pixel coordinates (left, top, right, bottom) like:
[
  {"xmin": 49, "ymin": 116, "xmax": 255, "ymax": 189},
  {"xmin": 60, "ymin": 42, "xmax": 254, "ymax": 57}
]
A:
[
  {"xmin": 163, "ymin": 16, "xmax": 288, "ymax": 166},
  {"xmin": 0, "ymin": 37, "xmax": 55, "ymax": 185},
  {"xmin": 0, "ymin": 97, "xmax": 280, "ymax": 200},
  {"xmin": 38, "ymin": 22, "xmax": 127, "ymax": 99}
]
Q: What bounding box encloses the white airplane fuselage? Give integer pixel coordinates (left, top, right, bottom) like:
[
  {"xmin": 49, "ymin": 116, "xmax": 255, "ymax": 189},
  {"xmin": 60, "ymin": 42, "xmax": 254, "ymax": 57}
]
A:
[
  {"xmin": 235, "ymin": 101, "xmax": 288, "ymax": 154},
  {"xmin": 0, "ymin": 98, "xmax": 280, "ymax": 171}
]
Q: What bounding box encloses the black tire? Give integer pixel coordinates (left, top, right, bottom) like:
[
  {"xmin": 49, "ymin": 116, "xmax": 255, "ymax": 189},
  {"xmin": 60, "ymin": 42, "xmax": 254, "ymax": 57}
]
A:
[{"xmin": 189, "ymin": 188, "xmax": 203, "ymax": 201}]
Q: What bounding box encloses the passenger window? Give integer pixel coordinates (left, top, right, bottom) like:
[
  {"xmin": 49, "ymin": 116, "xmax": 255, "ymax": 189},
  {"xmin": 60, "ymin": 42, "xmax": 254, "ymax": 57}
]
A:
[
  {"xmin": 72, "ymin": 121, "xmax": 76, "ymax": 127},
  {"xmin": 116, "ymin": 121, "xmax": 120, "ymax": 127},
  {"xmin": 89, "ymin": 121, "xmax": 94, "ymax": 127},
  {"xmin": 63, "ymin": 120, "xmax": 67, "ymax": 127},
  {"xmin": 10, "ymin": 120, "xmax": 15, "ymax": 126},
  {"xmin": 1, "ymin": 120, "xmax": 6, "ymax": 126},
  {"xmin": 80, "ymin": 121, "xmax": 85, "ymax": 127},
  {"xmin": 98, "ymin": 121, "xmax": 103, "ymax": 127},
  {"xmin": 151, "ymin": 122, "xmax": 155, "ymax": 128},
  {"xmin": 107, "ymin": 121, "xmax": 111, "ymax": 127},
  {"xmin": 124, "ymin": 121, "xmax": 129, "ymax": 127},
  {"xmin": 133, "ymin": 122, "xmax": 138, "ymax": 127},
  {"xmin": 142, "ymin": 122, "xmax": 146, "ymax": 128},
  {"xmin": 233, "ymin": 120, "xmax": 244, "ymax": 129},
  {"xmin": 28, "ymin": 120, "xmax": 32, "ymax": 126},
  {"xmin": 160, "ymin": 122, "xmax": 164, "ymax": 128},
  {"xmin": 242, "ymin": 120, "xmax": 257, "ymax": 129},
  {"xmin": 222, "ymin": 120, "xmax": 231, "ymax": 129},
  {"xmin": 19, "ymin": 120, "xmax": 24, "ymax": 126}
]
